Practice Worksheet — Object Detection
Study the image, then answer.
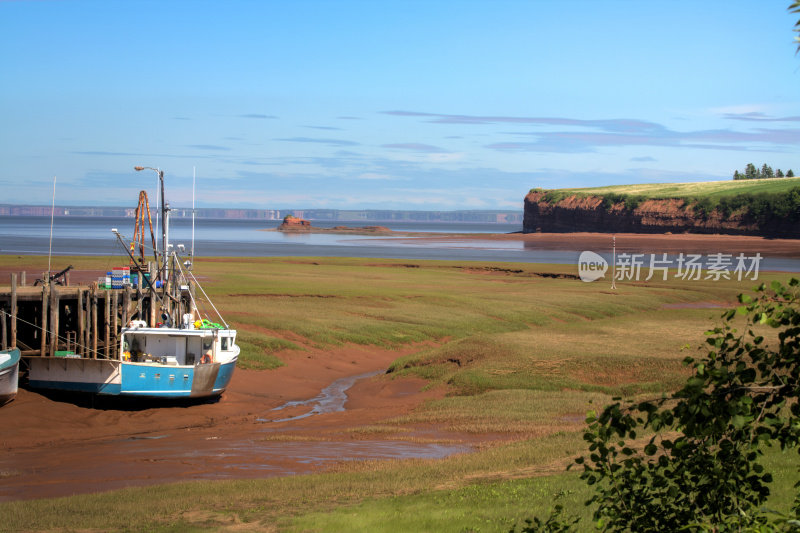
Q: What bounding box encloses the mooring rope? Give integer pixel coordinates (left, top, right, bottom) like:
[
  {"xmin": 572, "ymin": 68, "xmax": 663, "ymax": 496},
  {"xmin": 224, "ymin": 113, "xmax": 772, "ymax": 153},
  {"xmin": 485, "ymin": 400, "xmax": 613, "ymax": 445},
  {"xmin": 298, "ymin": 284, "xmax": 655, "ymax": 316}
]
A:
[
  {"xmin": 0, "ymin": 308, "xmax": 108, "ymax": 359},
  {"xmin": 173, "ymin": 255, "xmax": 229, "ymax": 329}
]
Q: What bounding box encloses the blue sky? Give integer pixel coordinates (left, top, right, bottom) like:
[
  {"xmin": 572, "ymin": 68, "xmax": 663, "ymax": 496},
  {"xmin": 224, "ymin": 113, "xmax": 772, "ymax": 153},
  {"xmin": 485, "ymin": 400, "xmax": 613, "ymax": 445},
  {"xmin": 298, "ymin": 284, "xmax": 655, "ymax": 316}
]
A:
[{"xmin": 1, "ymin": 0, "xmax": 798, "ymax": 210}]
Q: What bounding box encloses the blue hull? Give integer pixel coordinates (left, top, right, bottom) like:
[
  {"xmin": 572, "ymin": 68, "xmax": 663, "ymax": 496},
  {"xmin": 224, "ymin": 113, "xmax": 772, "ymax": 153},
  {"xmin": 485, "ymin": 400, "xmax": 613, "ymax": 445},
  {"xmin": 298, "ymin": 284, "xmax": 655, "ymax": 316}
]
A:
[
  {"xmin": 29, "ymin": 360, "xmax": 236, "ymax": 399},
  {"xmin": 119, "ymin": 360, "xmax": 236, "ymax": 398}
]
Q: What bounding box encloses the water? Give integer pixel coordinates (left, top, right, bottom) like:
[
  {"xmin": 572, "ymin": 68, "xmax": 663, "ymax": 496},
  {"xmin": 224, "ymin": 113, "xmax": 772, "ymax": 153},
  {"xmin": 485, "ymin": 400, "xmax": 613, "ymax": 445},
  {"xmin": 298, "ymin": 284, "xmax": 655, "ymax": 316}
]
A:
[
  {"xmin": 1, "ymin": 215, "xmax": 799, "ymax": 271},
  {"xmin": 0, "ymin": 215, "xmax": 560, "ymax": 264},
  {"xmin": 266, "ymin": 370, "xmax": 383, "ymax": 423}
]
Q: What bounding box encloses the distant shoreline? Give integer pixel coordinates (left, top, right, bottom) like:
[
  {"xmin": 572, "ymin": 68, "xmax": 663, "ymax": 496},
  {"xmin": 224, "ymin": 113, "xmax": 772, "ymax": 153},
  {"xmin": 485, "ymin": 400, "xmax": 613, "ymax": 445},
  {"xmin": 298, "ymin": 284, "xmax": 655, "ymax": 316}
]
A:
[{"xmin": 381, "ymin": 231, "xmax": 800, "ymax": 259}]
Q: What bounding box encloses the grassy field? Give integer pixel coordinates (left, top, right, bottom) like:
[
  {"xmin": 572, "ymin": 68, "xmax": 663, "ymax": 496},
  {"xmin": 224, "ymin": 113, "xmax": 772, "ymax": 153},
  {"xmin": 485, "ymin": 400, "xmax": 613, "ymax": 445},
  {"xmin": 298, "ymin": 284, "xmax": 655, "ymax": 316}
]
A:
[
  {"xmin": 0, "ymin": 256, "xmax": 796, "ymax": 531},
  {"xmin": 531, "ymin": 176, "xmax": 800, "ymax": 199}
]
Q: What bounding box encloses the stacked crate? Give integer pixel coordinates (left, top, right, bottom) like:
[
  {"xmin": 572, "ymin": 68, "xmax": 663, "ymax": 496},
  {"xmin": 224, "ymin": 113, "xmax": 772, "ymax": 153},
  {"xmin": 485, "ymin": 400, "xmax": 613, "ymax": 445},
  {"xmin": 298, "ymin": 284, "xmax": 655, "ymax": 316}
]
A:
[{"xmin": 111, "ymin": 267, "xmax": 130, "ymax": 289}]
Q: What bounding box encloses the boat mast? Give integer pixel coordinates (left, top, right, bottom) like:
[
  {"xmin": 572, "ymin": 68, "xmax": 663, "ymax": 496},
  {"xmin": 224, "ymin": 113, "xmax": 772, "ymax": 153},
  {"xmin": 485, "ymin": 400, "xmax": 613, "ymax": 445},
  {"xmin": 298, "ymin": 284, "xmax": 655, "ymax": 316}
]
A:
[
  {"xmin": 191, "ymin": 166, "xmax": 196, "ymax": 269},
  {"xmin": 134, "ymin": 166, "xmax": 172, "ymax": 323}
]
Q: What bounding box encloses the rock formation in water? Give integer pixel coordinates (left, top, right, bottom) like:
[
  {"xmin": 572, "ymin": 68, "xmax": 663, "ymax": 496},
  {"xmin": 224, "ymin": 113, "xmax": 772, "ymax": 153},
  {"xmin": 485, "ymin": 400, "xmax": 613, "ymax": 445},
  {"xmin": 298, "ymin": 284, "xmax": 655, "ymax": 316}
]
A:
[{"xmin": 277, "ymin": 215, "xmax": 312, "ymax": 231}]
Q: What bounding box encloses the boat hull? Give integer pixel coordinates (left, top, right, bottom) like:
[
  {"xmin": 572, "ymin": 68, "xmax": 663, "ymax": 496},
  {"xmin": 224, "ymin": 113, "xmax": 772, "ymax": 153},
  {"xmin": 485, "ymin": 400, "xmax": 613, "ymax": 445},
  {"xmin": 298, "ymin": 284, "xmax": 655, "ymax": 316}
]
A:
[
  {"xmin": 28, "ymin": 358, "xmax": 236, "ymax": 399},
  {"xmin": 0, "ymin": 348, "xmax": 20, "ymax": 405}
]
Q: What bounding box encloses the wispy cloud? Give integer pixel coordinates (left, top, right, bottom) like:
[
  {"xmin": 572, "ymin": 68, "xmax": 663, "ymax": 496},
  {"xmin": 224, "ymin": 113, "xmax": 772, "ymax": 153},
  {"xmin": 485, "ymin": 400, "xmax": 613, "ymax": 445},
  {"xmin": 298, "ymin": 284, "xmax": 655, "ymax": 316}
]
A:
[
  {"xmin": 304, "ymin": 125, "xmax": 344, "ymax": 131},
  {"xmin": 485, "ymin": 127, "xmax": 800, "ymax": 153},
  {"xmin": 382, "ymin": 143, "xmax": 447, "ymax": 153},
  {"xmin": 388, "ymin": 109, "xmax": 800, "ymax": 153},
  {"xmin": 275, "ymin": 137, "xmax": 360, "ymax": 147},
  {"xmin": 630, "ymin": 156, "xmax": 657, "ymax": 162},
  {"xmin": 73, "ymin": 150, "xmax": 142, "ymax": 156},
  {"xmin": 722, "ymin": 112, "xmax": 800, "ymax": 122},
  {"xmin": 356, "ymin": 172, "xmax": 394, "ymax": 180},
  {"xmin": 186, "ymin": 144, "xmax": 231, "ymax": 151},
  {"xmin": 239, "ymin": 113, "xmax": 278, "ymax": 119},
  {"xmin": 384, "ymin": 110, "xmax": 663, "ymax": 133}
]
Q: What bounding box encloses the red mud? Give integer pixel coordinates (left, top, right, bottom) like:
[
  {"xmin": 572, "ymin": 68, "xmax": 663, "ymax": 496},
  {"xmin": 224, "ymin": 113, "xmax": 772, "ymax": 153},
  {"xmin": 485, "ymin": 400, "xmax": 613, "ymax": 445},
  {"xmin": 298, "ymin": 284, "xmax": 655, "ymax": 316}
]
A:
[{"xmin": 0, "ymin": 345, "xmax": 453, "ymax": 501}]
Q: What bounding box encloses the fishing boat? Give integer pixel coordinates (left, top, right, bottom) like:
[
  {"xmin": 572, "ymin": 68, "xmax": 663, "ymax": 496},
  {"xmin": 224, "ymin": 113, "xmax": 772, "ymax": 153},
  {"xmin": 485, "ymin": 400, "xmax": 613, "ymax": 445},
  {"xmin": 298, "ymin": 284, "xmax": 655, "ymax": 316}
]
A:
[
  {"xmin": 27, "ymin": 167, "xmax": 239, "ymax": 399},
  {"xmin": 0, "ymin": 347, "xmax": 20, "ymax": 405},
  {"xmin": 27, "ymin": 320, "xmax": 239, "ymax": 398}
]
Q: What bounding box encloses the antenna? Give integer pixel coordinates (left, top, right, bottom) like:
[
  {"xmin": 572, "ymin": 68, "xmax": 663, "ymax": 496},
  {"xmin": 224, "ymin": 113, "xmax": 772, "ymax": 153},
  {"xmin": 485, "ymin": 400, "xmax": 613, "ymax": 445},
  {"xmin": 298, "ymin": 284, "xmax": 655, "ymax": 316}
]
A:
[
  {"xmin": 191, "ymin": 166, "xmax": 196, "ymax": 268},
  {"xmin": 155, "ymin": 168, "xmax": 161, "ymax": 257},
  {"xmin": 47, "ymin": 175, "xmax": 57, "ymax": 279},
  {"xmin": 611, "ymin": 234, "xmax": 617, "ymax": 290}
]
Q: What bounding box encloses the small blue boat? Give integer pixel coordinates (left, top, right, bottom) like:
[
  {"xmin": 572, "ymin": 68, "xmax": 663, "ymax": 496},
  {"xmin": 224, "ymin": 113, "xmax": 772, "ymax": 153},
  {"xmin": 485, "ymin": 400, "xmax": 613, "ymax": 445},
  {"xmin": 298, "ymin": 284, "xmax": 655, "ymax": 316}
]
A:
[{"xmin": 0, "ymin": 347, "xmax": 20, "ymax": 405}]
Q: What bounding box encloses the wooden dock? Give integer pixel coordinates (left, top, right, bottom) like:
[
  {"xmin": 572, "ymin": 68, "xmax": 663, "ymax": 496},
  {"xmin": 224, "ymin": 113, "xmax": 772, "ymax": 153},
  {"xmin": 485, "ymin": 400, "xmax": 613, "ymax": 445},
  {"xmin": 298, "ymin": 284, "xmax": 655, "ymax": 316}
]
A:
[{"xmin": 0, "ymin": 268, "xmax": 192, "ymax": 362}]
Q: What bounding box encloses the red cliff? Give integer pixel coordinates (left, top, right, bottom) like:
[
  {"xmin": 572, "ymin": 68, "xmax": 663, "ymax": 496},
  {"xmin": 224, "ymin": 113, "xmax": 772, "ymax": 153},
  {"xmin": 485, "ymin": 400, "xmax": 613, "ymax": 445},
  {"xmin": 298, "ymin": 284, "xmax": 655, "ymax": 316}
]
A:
[{"xmin": 523, "ymin": 191, "xmax": 799, "ymax": 237}]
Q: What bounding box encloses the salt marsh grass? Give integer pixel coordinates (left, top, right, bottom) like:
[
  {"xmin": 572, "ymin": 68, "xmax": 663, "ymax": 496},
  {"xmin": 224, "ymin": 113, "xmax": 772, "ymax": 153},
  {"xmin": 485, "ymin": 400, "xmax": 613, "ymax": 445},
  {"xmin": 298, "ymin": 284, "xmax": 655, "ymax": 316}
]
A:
[{"xmin": 0, "ymin": 255, "xmax": 791, "ymax": 532}]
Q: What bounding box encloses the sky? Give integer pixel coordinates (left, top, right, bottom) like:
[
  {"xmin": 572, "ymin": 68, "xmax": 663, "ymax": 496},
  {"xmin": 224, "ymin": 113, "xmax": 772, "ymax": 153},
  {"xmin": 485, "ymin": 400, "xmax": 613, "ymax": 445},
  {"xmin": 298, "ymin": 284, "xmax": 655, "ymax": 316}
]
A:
[{"xmin": 1, "ymin": 0, "xmax": 799, "ymax": 211}]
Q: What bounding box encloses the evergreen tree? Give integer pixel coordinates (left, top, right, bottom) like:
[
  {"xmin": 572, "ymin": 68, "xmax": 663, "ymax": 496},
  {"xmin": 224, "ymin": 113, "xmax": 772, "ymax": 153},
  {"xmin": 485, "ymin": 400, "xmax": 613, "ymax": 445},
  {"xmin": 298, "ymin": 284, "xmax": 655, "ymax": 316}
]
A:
[
  {"xmin": 776, "ymin": 168, "xmax": 785, "ymax": 178},
  {"xmin": 745, "ymin": 163, "xmax": 758, "ymax": 179},
  {"xmin": 788, "ymin": 169, "xmax": 795, "ymax": 177},
  {"xmin": 733, "ymin": 170, "xmax": 741, "ymax": 180},
  {"xmin": 761, "ymin": 163, "xmax": 774, "ymax": 179}
]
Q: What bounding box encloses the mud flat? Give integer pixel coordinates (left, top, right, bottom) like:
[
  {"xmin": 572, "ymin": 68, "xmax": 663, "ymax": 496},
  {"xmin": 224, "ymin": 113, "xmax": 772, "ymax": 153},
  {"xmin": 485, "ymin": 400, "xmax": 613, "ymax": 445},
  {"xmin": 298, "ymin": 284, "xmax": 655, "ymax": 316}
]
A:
[{"xmin": 0, "ymin": 344, "xmax": 473, "ymax": 501}]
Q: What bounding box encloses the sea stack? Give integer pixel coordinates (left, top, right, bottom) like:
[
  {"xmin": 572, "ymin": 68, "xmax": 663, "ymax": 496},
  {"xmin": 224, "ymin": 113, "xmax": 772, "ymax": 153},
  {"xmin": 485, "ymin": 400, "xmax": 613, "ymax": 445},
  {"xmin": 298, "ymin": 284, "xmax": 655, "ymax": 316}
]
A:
[{"xmin": 277, "ymin": 215, "xmax": 312, "ymax": 231}]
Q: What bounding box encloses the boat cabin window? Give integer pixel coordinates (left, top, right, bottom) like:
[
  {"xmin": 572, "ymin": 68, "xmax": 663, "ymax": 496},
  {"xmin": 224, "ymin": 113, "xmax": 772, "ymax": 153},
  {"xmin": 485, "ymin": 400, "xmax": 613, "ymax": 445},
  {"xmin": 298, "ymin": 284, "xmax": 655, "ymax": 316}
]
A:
[
  {"xmin": 221, "ymin": 336, "xmax": 230, "ymax": 351},
  {"xmin": 122, "ymin": 333, "xmax": 188, "ymax": 366}
]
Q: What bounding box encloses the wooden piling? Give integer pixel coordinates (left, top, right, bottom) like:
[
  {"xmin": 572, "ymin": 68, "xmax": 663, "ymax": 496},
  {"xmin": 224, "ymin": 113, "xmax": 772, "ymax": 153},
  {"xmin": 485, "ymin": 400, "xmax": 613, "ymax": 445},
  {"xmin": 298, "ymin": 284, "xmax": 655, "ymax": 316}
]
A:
[
  {"xmin": 49, "ymin": 284, "xmax": 59, "ymax": 357},
  {"xmin": 20, "ymin": 271, "xmax": 26, "ymax": 287},
  {"xmin": 91, "ymin": 284, "xmax": 98, "ymax": 358},
  {"xmin": 121, "ymin": 287, "xmax": 130, "ymax": 331},
  {"xmin": 104, "ymin": 291, "xmax": 110, "ymax": 358},
  {"xmin": 0, "ymin": 271, "xmax": 171, "ymax": 360},
  {"xmin": 77, "ymin": 289, "xmax": 85, "ymax": 356},
  {"xmin": 10, "ymin": 273, "xmax": 17, "ymax": 349},
  {"xmin": 112, "ymin": 290, "xmax": 119, "ymax": 359},
  {"xmin": 1, "ymin": 304, "xmax": 6, "ymax": 351},
  {"xmin": 40, "ymin": 279, "xmax": 48, "ymax": 357}
]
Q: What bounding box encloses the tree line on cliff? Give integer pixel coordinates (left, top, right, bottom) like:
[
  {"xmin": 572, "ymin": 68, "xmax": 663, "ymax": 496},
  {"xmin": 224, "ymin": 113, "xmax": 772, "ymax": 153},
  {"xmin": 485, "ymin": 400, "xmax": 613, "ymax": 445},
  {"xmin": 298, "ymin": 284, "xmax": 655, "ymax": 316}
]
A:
[{"xmin": 733, "ymin": 163, "xmax": 795, "ymax": 181}]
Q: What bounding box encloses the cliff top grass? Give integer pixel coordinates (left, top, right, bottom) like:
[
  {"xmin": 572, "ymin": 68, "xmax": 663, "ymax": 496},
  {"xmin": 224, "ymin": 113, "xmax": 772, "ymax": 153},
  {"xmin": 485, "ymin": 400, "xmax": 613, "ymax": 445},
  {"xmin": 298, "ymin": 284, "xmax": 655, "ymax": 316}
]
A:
[{"xmin": 530, "ymin": 176, "xmax": 800, "ymax": 201}]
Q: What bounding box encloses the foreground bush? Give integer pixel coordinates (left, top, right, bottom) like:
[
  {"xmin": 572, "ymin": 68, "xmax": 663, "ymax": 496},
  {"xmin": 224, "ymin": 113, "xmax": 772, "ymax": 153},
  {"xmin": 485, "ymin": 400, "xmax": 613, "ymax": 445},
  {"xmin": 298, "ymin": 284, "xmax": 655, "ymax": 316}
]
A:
[{"xmin": 520, "ymin": 279, "xmax": 800, "ymax": 532}]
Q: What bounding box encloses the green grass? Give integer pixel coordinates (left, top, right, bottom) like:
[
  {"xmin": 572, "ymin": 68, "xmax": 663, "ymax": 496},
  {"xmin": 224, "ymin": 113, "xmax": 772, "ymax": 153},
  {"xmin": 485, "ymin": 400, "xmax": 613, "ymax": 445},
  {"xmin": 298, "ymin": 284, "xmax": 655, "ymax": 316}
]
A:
[
  {"xmin": 286, "ymin": 473, "xmax": 591, "ymax": 533},
  {"xmin": 285, "ymin": 443, "xmax": 800, "ymax": 533},
  {"xmin": 0, "ymin": 255, "xmax": 795, "ymax": 531},
  {"xmin": 235, "ymin": 330, "xmax": 293, "ymax": 370},
  {"xmin": 532, "ymin": 177, "xmax": 800, "ymax": 200}
]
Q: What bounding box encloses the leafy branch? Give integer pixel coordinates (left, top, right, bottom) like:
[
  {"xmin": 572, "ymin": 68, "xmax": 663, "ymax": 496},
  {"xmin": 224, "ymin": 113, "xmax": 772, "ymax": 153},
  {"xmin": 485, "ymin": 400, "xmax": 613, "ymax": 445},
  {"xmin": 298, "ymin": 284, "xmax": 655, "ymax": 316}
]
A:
[{"xmin": 519, "ymin": 279, "xmax": 800, "ymax": 531}]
